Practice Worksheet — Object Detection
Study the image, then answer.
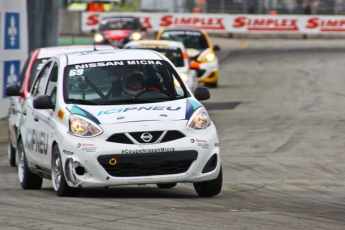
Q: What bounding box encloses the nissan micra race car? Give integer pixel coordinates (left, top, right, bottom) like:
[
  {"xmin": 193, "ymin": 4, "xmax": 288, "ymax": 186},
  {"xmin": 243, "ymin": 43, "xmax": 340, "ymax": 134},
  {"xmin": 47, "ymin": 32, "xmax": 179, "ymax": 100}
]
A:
[
  {"xmin": 156, "ymin": 28, "xmax": 220, "ymax": 88},
  {"xmin": 123, "ymin": 39, "xmax": 199, "ymax": 92},
  {"xmin": 6, "ymin": 49, "xmax": 222, "ymax": 197}
]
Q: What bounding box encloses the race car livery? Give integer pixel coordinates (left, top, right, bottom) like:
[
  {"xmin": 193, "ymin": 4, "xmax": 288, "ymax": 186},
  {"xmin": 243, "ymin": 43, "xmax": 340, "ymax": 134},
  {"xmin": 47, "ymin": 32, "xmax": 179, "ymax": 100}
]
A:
[
  {"xmin": 92, "ymin": 16, "xmax": 147, "ymax": 48},
  {"xmin": 6, "ymin": 49, "xmax": 222, "ymax": 197},
  {"xmin": 156, "ymin": 28, "xmax": 220, "ymax": 88}
]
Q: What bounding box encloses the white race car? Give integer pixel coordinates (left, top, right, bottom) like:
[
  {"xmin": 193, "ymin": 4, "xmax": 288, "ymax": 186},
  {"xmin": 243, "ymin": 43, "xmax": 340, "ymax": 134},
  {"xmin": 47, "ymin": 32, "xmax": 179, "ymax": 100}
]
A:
[
  {"xmin": 6, "ymin": 45, "xmax": 116, "ymax": 167},
  {"xmin": 123, "ymin": 40, "xmax": 199, "ymax": 93},
  {"xmin": 6, "ymin": 49, "xmax": 222, "ymax": 197}
]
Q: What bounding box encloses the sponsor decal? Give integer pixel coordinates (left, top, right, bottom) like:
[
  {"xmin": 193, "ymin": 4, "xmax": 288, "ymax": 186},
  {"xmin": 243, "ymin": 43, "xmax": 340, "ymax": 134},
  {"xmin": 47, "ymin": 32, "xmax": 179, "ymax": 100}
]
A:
[
  {"xmin": 77, "ymin": 143, "xmax": 97, "ymax": 152},
  {"xmin": 97, "ymin": 106, "xmax": 181, "ymax": 116},
  {"xmin": 233, "ymin": 16, "xmax": 298, "ymax": 31},
  {"xmin": 160, "ymin": 15, "xmax": 225, "ymax": 30},
  {"xmin": 25, "ymin": 128, "xmax": 49, "ymax": 155},
  {"xmin": 122, "ymin": 148, "xmax": 175, "ymax": 154},
  {"xmin": 214, "ymin": 143, "xmax": 220, "ymax": 147},
  {"xmin": 306, "ymin": 17, "xmax": 345, "ymax": 32},
  {"xmin": 190, "ymin": 139, "xmax": 195, "ymax": 143},
  {"xmin": 197, "ymin": 143, "xmax": 209, "ymax": 149},
  {"xmin": 62, "ymin": 149, "xmax": 74, "ymax": 156},
  {"xmin": 74, "ymin": 60, "xmax": 163, "ymax": 69},
  {"xmin": 57, "ymin": 109, "xmax": 64, "ymax": 120}
]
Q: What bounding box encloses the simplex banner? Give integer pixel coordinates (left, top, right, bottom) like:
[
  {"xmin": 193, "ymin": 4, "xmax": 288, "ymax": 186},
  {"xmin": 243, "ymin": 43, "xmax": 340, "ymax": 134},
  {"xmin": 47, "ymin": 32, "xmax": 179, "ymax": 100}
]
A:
[
  {"xmin": 82, "ymin": 12, "xmax": 345, "ymax": 35},
  {"xmin": 0, "ymin": 0, "xmax": 28, "ymax": 119}
]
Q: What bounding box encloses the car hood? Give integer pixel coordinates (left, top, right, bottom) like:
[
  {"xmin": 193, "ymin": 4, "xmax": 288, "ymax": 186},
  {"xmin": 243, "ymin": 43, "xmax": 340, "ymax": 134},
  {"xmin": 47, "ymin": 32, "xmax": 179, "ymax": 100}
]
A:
[
  {"xmin": 103, "ymin": 30, "xmax": 132, "ymax": 41},
  {"xmin": 66, "ymin": 99, "xmax": 203, "ymax": 125}
]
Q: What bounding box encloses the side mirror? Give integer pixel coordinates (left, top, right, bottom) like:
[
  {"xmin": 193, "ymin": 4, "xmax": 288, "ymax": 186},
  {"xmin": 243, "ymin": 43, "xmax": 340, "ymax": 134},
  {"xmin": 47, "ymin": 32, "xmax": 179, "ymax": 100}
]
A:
[
  {"xmin": 189, "ymin": 61, "xmax": 200, "ymax": 70},
  {"xmin": 6, "ymin": 84, "xmax": 21, "ymax": 96},
  {"xmin": 33, "ymin": 95, "xmax": 54, "ymax": 110},
  {"xmin": 213, "ymin": 44, "xmax": 220, "ymax": 51},
  {"xmin": 194, "ymin": 86, "xmax": 210, "ymax": 101}
]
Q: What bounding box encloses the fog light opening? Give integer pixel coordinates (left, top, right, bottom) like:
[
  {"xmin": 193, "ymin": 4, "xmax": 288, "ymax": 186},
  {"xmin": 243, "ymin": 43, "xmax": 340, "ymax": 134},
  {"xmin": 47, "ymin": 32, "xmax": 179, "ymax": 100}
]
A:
[
  {"xmin": 202, "ymin": 154, "xmax": 218, "ymax": 173},
  {"xmin": 75, "ymin": 165, "xmax": 86, "ymax": 176}
]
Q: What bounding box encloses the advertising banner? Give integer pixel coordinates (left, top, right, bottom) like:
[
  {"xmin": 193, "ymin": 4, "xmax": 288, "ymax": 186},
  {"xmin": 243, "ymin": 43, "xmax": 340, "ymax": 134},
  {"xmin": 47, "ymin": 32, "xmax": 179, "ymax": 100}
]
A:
[
  {"xmin": 0, "ymin": 0, "xmax": 28, "ymax": 118},
  {"xmin": 81, "ymin": 12, "xmax": 345, "ymax": 35}
]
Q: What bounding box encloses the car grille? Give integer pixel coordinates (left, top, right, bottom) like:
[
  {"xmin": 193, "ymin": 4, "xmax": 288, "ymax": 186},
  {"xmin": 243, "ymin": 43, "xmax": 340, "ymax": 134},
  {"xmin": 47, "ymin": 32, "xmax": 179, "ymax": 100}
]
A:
[
  {"xmin": 106, "ymin": 130, "xmax": 185, "ymax": 144},
  {"xmin": 97, "ymin": 150, "xmax": 198, "ymax": 177}
]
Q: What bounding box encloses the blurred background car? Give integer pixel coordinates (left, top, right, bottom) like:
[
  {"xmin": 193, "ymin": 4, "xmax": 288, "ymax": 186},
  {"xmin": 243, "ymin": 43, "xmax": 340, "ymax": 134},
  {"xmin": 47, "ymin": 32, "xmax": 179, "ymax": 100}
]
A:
[
  {"xmin": 156, "ymin": 28, "xmax": 220, "ymax": 88},
  {"xmin": 92, "ymin": 16, "xmax": 147, "ymax": 48},
  {"xmin": 123, "ymin": 39, "xmax": 199, "ymax": 93},
  {"xmin": 6, "ymin": 44, "xmax": 115, "ymax": 167}
]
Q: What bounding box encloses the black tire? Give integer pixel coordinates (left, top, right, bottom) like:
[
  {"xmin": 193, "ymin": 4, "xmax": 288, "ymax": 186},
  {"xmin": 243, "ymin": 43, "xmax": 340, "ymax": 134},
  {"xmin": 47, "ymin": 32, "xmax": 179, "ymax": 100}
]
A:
[
  {"xmin": 206, "ymin": 80, "xmax": 218, "ymax": 88},
  {"xmin": 8, "ymin": 134, "xmax": 16, "ymax": 167},
  {"xmin": 193, "ymin": 167, "xmax": 223, "ymax": 197},
  {"xmin": 51, "ymin": 145, "xmax": 80, "ymax": 197},
  {"xmin": 156, "ymin": 183, "xmax": 177, "ymax": 189},
  {"xmin": 17, "ymin": 138, "xmax": 43, "ymax": 189}
]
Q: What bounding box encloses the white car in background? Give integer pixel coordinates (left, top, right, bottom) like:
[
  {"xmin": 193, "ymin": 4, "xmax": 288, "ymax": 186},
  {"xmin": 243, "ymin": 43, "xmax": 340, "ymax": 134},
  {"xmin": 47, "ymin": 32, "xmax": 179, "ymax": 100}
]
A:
[
  {"xmin": 6, "ymin": 45, "xmax": 116, "ymax": 167},
  {"xmin": 6, "ymin": 49, "xmax": 222, "ymax": 197},
  {"xmin": 123, "ymin": 39, "xmax": 199, "ymax": 93}
]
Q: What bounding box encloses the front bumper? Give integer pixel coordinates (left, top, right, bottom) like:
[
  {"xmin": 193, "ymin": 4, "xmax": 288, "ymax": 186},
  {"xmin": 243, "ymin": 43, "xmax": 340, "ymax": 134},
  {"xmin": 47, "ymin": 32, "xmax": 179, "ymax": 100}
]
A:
[
  {"xmin": 196, "ymin": 61, "xmax": 219, "ymax": 84},
  {"xmin": 58, "ymin": 120, "xmax": 221, "ymax": 188}
]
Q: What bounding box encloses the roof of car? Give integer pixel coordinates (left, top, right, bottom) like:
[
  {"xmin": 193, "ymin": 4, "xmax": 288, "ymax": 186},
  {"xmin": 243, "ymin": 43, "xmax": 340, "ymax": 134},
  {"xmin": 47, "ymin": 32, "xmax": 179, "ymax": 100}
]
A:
[
  {"xmin": 62, "ymin": 49, "xmax": 166, "ymax": 65},
  {"xmin": 37, "ymin": 45, "xmax": 115, "ymax": 59},
  {"xmin": 161, "ymin": 27, "xmax": 203, "ymax": 32},
  {"xmin": 124, "ymin": 39, "xmax": 186, "ymax": 50}
]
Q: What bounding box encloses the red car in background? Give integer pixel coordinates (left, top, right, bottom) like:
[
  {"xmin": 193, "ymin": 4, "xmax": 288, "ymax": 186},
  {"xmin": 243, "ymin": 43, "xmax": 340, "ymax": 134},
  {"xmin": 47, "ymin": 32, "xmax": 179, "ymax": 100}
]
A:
[
  {"xmin": 6, "ymin": 45, "xmax": 115, "ymax": 167},
  {"xmin": 92, "ymin": 16, "xmax": 147, "ymax": 48}
]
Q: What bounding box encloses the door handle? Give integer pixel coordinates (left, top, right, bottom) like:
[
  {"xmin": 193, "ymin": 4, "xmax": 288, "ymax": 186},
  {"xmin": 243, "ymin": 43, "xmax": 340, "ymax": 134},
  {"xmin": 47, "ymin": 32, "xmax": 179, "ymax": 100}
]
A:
[
  {"xmin": 34, "ymin": 117, "xmax": 39, "ymax": 122},
  {"xmin": 23, "ymin": 110, "xmax": 27, "ymax": 116}
]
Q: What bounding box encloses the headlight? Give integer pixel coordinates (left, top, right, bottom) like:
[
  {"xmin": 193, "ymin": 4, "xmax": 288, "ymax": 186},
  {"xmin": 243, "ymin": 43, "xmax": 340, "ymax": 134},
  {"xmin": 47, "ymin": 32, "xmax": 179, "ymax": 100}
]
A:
[
  {"xmin": 203, "ymin": 52, "xmax": 216, "ymax": 63},
  {"xmin": 187, "ymin": 107, "xmax": 211, "ymax": 130},
  {"xmin": 68, "ymin": 114, "xmax": 102, "ymax": 137},
  {"xmin": 130, "ymin": 32, "xmax": 142, "ymax": 40},
  {"xmin": 180, "ymin": 73, "xmax": 189, "ymax": 83},
  {"xmin": 94, "ymin": 33, "xmax": 104, "ymax": 43}
]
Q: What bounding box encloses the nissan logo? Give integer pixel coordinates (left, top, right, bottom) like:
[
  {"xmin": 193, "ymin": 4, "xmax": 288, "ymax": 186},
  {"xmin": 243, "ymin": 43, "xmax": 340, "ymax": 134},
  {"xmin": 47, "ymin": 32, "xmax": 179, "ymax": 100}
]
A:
[{"xmin": 141, "ymin": 133, "xmax": 153, "ymax": 142}]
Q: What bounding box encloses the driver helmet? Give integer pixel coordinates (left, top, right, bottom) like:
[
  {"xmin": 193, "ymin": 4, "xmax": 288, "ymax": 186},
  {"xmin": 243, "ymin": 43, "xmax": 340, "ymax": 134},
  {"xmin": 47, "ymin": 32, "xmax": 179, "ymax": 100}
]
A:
[{"xmin": 121, "ymin": 69, "xmax": 146, "ymax": 97}]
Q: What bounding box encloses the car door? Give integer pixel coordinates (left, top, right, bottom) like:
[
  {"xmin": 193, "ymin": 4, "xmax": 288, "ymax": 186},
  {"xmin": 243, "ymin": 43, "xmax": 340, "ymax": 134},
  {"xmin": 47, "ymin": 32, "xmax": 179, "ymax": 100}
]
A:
[{"xmin": 21, "ymin": 61, "xmax": 53, "ymax": 169}]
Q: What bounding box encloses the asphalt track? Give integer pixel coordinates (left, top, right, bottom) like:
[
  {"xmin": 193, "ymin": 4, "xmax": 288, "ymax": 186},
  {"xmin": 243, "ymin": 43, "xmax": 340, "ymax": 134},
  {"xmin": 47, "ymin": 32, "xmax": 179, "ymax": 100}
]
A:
[{"xmin": 1, "ymin": 37, "xmax": 345, "ymax": 230}]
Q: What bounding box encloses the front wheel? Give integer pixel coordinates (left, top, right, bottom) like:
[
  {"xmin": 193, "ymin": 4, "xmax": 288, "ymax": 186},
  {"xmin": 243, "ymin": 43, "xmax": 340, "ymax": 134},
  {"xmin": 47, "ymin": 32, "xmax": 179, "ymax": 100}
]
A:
[
  {"xmin": 193, "ymin": 166, "xmax": 223, "ymax": 197},
  {"xmin": 17, "ymin": 138, "xmax": 43, "ymax": 189},
  {"xmin": 8, "ymin": 134, "xmax": 16, "ymax": 167},
  {"xmin": 51, "ymin": 145, "xmax": 80, "ymax": 197}
]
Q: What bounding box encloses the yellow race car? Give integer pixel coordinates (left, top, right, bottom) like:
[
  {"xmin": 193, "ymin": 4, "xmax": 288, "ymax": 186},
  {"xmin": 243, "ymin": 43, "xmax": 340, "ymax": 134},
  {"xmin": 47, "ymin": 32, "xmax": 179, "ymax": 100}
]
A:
[{"xmin": 156, "ymin": 28, "xmax": 220, "ymax": 87}]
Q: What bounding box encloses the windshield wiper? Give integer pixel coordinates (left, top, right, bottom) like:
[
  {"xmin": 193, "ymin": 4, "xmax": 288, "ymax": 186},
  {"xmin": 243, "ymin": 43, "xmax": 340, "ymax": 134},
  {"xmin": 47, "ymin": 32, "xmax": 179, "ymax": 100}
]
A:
[
  {"xmin": 100, "ymin": 98, "xmax": 176, "ymax": 105},
  {"xmin": 66, "ymin": 99, "xmax": 99, "ymax": 105}
]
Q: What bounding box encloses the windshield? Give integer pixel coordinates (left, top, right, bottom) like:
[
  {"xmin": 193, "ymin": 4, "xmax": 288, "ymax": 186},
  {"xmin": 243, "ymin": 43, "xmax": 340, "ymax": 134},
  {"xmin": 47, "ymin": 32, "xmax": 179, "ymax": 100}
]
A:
[
  {"xmin": 125, "ymin": 46, "xmax": 185, "ymax": 67},
  {"xmin": 160, "ymin": 31, "xmax": 209, "ymax": 50},
  {"xmin": 63, "ymin": 60, "xmax": 188, "ymax": 105},
  {"xmin": 99, "ymin": 18, "xmax": 139, "ymax": 30}
]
